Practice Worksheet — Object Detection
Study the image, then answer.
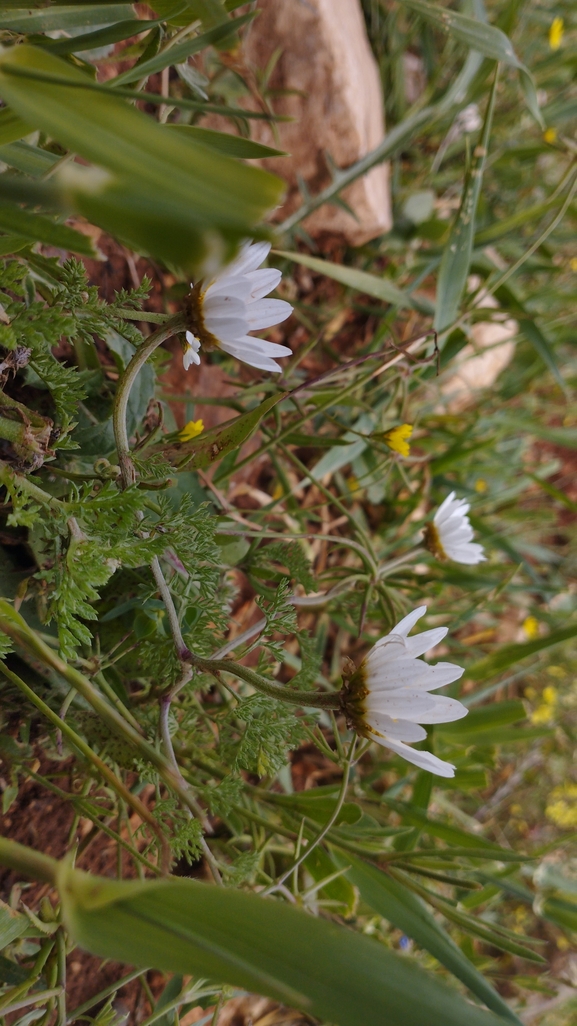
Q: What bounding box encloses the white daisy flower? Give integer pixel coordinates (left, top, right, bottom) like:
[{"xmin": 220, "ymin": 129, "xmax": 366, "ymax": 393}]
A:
[
  {"xmin": 340, "ymin": 605, "xmax": 467, "ymax": 777},
  {"xmin": 425, "ymin": 491, "xmax": 485, "ymax": 565},
  {"xmin": 183, "ymin": 241, "xmax": 293, "ymax": 373}
]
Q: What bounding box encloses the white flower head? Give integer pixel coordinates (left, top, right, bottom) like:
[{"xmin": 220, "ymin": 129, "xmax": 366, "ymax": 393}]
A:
[
  {"xmin": 425, "ymin": 491, "xmax": 485, "ymax": 565},
  {"xmin": 341, "ymin": 606, "xmax": 467, "ymax": 777},
  {"xmin": 183, "ymin": 240, "xmax": 293, "ymax": 373}
]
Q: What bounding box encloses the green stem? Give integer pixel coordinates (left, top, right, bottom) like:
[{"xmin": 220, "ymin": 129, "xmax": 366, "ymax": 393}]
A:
[
  {"xmin": 0, "ymin": 836, "xmax": 57, "ymax": 884},
  {"xmin": 0, "ymin": 661, "xmax": 171, "ymax": 873},
  {"xmin": 262, "ymin": 737, "xmax": 356, "ymax": 896},
  {"xmin": 113, "ymin": 315, "xmax": 185, "ymax": 487},
  {"xmin": 192, "ymin": 655, "xmax": 342, "ymax": 710},
  {"xmin": 0, "ymin": 603, "xmax": 215, "ymax": 833}
]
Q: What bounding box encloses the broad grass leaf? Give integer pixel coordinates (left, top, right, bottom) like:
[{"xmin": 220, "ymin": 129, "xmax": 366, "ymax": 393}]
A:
[
  {"xmin": 165, "ymin": 125, "xmax": 286, "ymax": 159},
  {"xmin": 58, "ymin": 866, "xmax": 509, "ymax": 1026},
  {"xmin": 276, "ymin": 251, "xmax": 433, "ymax": 314},
  {"xmin": 0, "ymin": 45, "xmax": 284, "ymax": 272},
  {"xmin": 338, "ymin": 855, "xmax": 522, "ymax": 1023}
]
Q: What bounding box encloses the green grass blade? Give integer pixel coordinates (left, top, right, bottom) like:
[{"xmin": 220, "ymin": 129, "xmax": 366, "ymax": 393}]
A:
[
  {"xmin": 276, "ymin": 250, "xmax": 433, "ymax": 314},
  {"xmin": 339, "ymin": 855, "xmax": 522, "ymax": 1023},
  {"xmin": 434, "ymin": 71, "xmax": 498, "ymax": 333}
]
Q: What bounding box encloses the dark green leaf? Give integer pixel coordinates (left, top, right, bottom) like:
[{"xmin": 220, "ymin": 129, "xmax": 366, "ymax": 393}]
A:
[{"xmin": 58, "ymin": 866, "xmax": 508, "ymax": 1026}]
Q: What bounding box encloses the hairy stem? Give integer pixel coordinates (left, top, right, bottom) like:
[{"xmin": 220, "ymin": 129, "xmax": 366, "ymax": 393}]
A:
[{"xmin": 192, "ymin": 655, "xmax": 342, "ymax": 710}]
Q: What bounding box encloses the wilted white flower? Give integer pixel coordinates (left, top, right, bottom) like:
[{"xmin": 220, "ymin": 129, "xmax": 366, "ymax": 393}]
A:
[
  {"xmin": 183, "ymin": 241, "xmax": 293, "ymax": 373},
  {"xmin": 425, "ymin": 491, "xmax": 485, "ymax": 565},
  {"xmin": 340, "ymin": 606, "xmax": 467, "ymax": 777}
]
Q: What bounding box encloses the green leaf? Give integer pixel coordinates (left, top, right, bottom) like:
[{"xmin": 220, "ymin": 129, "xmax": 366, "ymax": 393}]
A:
[
  {"xmin": 0, "ymin": 45, "xmax": 284, "ymax": 273},
  {"xmin": 0, "ymin": 141, "xmax": 60, "ymax": 178},
  {"xmin": 434, "ymin": 73, "xmax": 497, "ymax": 333},
  {"xmin": 152, "ymin": 0, "xmax": 228, "ymax": 28},
  {"xmin": 438, "ymin": 700, "xmax": 526, "ymax": 736},
  {"xmin": 38, "ymin": 18, "xmax": 161, "ymax": 56},
  {"xmin": 58, "ymin": 866, "xmax": 508, "ymax": 1026},
  {"xmin": 381, "ymin": 799, "xmax": 516, "ymax": 856},
  {"xmin": 153, "ymin": 392, "xmax": 287, "ymax": 471},
  {"xmin": 339, "ymin": 855, "xmax": 522, "ymax": 1023},
  {"xmin": 518, "ymin": 318, "xmax": 565, "ymax": 391},
  {"xmin": 466, "ymin": 623, "xmax": 577, "ymax": 682},
  {"xmin": 0, "ymin": 202, "xmax": 95, "ymax": 255},
  {"xmin": 540, "ymin": 896, "xmax": 577, "ymax": 934},
  {"xmin": 0, "ymin": 108, "xmax": 33, "ymax": 146},
  {"xmin": 164, "ymin": 125, "xmax": 286, "ymax": 159},
  {"xmin": 113, "ymin": 14, "xmax": 253, "ymax": 86},
  {"xmin": 276, "ymin": 251, "xmax": 433, "ymax": 315},
  {"xmin": 399, "ymin": 0, "xmax": 542, "ymax": 127},
  {"xmin": 0, "ymin": 5, "xmax": 134, "ymax": 31},
  {"xmin": 400, "ymin": 0, "xmax": 522, "ymax": 67},
  {"xmin": 0, "ymin": 900, "xmax": 28, "ymax": 948}
]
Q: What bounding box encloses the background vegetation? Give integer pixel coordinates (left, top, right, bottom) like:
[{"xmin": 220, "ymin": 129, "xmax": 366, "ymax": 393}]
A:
[{"xmin": 0, "ymin": 1, "xmax": 576, "ymax": 1024}]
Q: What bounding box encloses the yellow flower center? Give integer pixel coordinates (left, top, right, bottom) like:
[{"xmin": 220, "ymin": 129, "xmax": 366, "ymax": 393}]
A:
[
  {"xmin": 549, "ymin": 16, "xmax": 564, "ymax": 50},
  {"xmin": 184, "ymin": 282, "xmax": 222, "ymax": 351},
  {"xmin": 179, "ymin": 419, "xmax": 204, "ymax": 442},
  {"xmin": 423, "ymin": 522, "xmax": 447, "ymax": 560},
  {"xmin": 382, "ymin": 423, "xmax": 413, "ymax": 457},
  {"xmin": 522, "ymin": 615, "xmax": 540, "ymax": 640}
]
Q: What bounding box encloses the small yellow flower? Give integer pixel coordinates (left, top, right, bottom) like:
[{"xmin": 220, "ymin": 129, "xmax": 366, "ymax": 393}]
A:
[
  {"xmin": 179, "ymin": 418, "xmax": 204, "ymax": 442},
  {"xmin": 543, "ymin": 127, "xmax": 557, "ymax": 144},
  {"xmin": 557, "ymin": 935, "xmax": 571, "ymax": 950},
  {"xmin": 347, "ymin": 475, "xmax": 361, "ymax": 494},
  {"xmin": 523, "ymin": 615, "xmax": 540, "ymax": 640},
  {"xmin": 383, "ymin": 423, "xmax": 413, "ymax": 457},
  {"xmin": 548, "ymin": 665, "xmax": 566, "ymax": 679},
  {"xmin": 570, "ymin": 257, "xmax": 577, "ymax": 272},
  {"xmin": 475, "ymin": 478, "xmax": 487, "ymax": 493},
  {"xmin": 271, "ymin": 482, "xmax": 284, "ymax": 501},
  {"xmin": 542, "ymin": 685, "xmax": 558, "ymax": 705},
  {"xmin": 546, "ymin": 783, "xmax": 577, "ymax": 829},
  {"xmin": 549, "ymin": 16, "xmax": 564, "ymax": 50}
]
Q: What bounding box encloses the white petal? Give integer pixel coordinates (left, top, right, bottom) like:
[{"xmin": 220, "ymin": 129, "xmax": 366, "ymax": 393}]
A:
[
  {"xmin": 391, "ymin": 605, "xmax": 427, "ymax": 637},
  {"xmin": 219, "ymin": 341, "xmax": 282, "ymax": 372},
  {"xmin": 204, "ymin": 278, "xmax": 253, "ymax": 304},
  {"xmin": 365, "ymin": 690, "xmax": 440, "ymax": 719},
  {"xmin": 369, "ymin": 735, "xmax": 456, "ymax": 777},
  {"xmin": 403, "ymin": 626, "xmax": 448, "ymax": 658},
  {"xmin": 226, "ymin": 336, "xmax": 292, "ymax": 358},
  {"xmin": 433, "ymin": 491, "xmax": 456, "ymax": 522},
  {"xmin": 226, "ymin": 240, "xmax": 271, "ymax": 278},
  {"xmin": 365, "ymin": 712, "xmax": 427, "ymax": 742},
  {"xmin": 246, "ymin": 267, "xmax": 282, "ymax": 301},
  {"xmin": 183, "ymin": 333, "xmax": 201, "ymax": 369},
  {"xmin": 204, "ymin": 314, "xmax": 247, "ymax": 342},
  {"xmin": 407, "ymin": 695, "xmax": 468, "ymax": 724},
  {"xmin": 245, "ymin": 298, "xmax": 293, "ymax": 330}
]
